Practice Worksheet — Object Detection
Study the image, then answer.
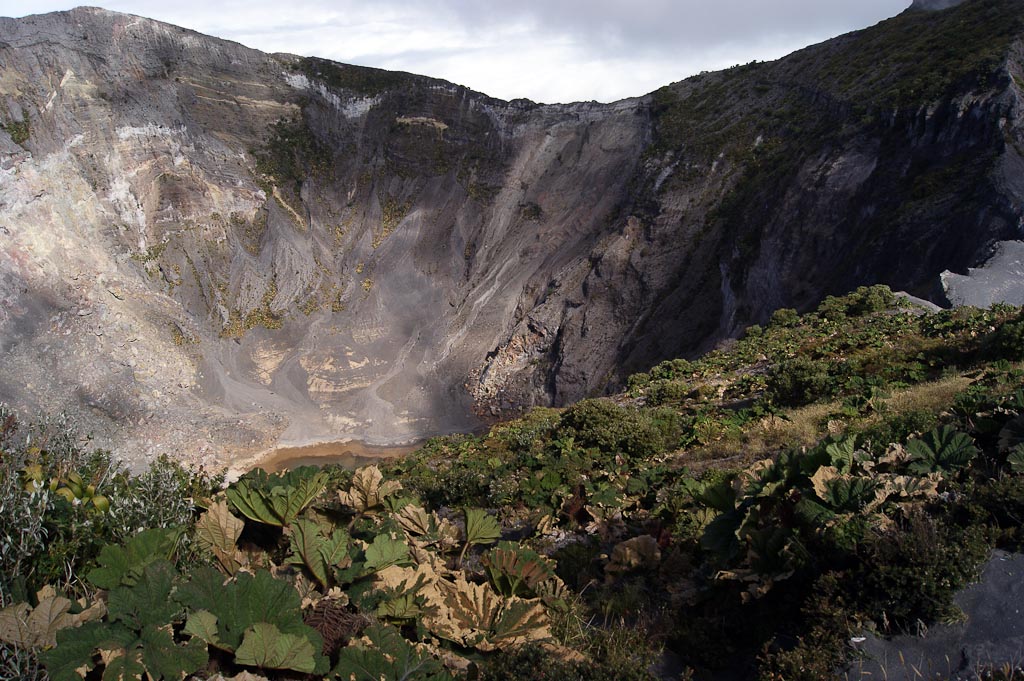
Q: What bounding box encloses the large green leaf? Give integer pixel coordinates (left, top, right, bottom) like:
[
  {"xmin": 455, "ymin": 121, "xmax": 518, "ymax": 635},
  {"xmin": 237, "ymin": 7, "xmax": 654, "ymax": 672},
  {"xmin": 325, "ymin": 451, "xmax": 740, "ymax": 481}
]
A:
[
  {"xmin": 490, "ymin": 598, "xmax": 552, "ymax": 649},
  {"xmin": 176, "ymin": 567, "xmax": 325, "ymax": 668},
  {"xmin": 364, "ymin": 534, "xmax": 412, "ymax": 573},
  {"xmin": 286, "ymin": 518, "xmax": 351, "ymax": 588},
  {"xmin": 700, "ymin": 510, "xmax": 743, "ymax": 560},
  {"xmin": 792, "ymin": 498, "xmax": 837, "ymax": 528},
  {"xmin": 138, "ymin": 625, "xmax": 207, "ymax": 681},
  {"xmin": 1009, "ymin": 445, "xmax": 1024, "ymax": 474},
  {"xmin": 459, "ymin": 509, "xmax": 501, "ymax": 566},
  {"xmin": 41, "ymin": 621, "xmax": 134, "ymax": 681},
  {"xmin": 999, "ymin": 416, "xmax": 1024, "ymax": 455},
  {"xmin": 463, "ymin": 509, "xmax": 501, "ymax": 547},
  {"xmin": 482, "ymin": 543, "xmax": 556, "ymax": 598},
  {"xmin": 696, "ymin": 479, "xmax": 737, "ymax": 513},
  {"xmin": 906, "ymin": 426, "xmax": 979, "ymax": 475},
  {"xmin": 87, "ymin": 528, "xmax": 182, "ymax": 589},
  {"xmin": 226, "ymin": 467, "xmax": 329, "ymax": 527},
  {"xmin": 106, "ymin": 561, "xmax": 181, "ymax": 631},
  {"xmin": 183, "ymin": 610, "xmax": 220, "ymax": 647},
  {"xmin": 334, "ymin": 624, "xmax": 453, "ymax": 681},
  {"xmin": 97, "ymin": 645, "xmax": 146, "ymax": 681},
  {"xmin": 235, "ymin": 622, "xmax": 319, "ymax": 673},
  {"xmin": 825, "ymin": 436, "xmax": 872, "ymax": 474},
  {"xmin": 822, "ymin": 476, "xmax": 878, "ymax": 513},
  {"xmin": 56, "ymin": 562, "xmax": 211, "ymax": 681}
]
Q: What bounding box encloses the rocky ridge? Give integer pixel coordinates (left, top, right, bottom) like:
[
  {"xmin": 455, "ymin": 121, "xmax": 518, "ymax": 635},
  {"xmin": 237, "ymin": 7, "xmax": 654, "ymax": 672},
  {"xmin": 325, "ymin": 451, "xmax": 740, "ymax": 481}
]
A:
[{"xmin": 0, "ymin": 2, "xmax": 1022, "ymax": 466}]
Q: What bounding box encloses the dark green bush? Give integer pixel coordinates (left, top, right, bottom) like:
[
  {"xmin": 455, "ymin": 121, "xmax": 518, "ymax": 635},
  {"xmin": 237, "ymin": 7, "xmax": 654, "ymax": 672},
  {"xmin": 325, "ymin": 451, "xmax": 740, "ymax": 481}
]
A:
[
  {"xmin": 769, "ymin": 308, "xmax": 800, "ymax": 328},
  {"xmin": 990, "ymin": 318, "xmax": 1024, "ymax": 362},
  {"xmin": 557, "ymin": 400, "xmax": 672, "ymax": 459},
  {"xmin": 646, "ymin": 380, "xmax": 691, "ymax": 407},
  {"xmin": 853, "ymin": 512, "xmax": 989, "ymax": 633},
  {"xmin": 764, "ymin": 357, "xmax": 833, "ymax": 407}
]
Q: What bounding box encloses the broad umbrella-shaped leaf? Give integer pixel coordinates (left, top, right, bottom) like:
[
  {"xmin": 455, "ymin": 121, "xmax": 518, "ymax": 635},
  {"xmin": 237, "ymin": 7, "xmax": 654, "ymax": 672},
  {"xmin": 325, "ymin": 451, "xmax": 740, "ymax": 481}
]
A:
[
  {"xmin": 137, "ymin": 625, "xmax": 207, "ymax": 681},
  {"xmin": 793, "ymin": 498, "xmax": 836, "ymax": 528},
  {"xmin": 364, "ymin": 534, "xmax": 412, "ymax": 573},
  {"xmin": 286, "ymin": 518, "xmax": 351, "ymax": 588},
  {"xmin": 183, "ymin": 610, "xmax": 221, "ymax": 647},
  {"xmin": 999, "ymin": 416, "xmax": 1024, "ymax": 454},
  {"xmin": 1009, "ymin": 445, "xmax": 1024, "ymax": 474},
  {"xmin": 482, "ymin": 543, "xmax": 557, "ymax": 598},
  {"xmin": 235, "ymin": 622, "xmax": 319, "ymax": 673},
  {"xmin": 333, "ymin": 624, "xmax": 453, "ymax": 681},
  {"xmin": 177, "ymin": 567, "xmax": 324, "ymax": 662},
  {"xmin": 106, "ymin": 561, "xmax": 181, "ymax": 631},
  {"xmin": 226, "ymin": 467, "xmax": 329, "ymax": 527},
  {"xmin": 41, "ymin": 622, "xmax": 134, "ymax": 681},
  {"xmin": 825, "ymin": 436, "xmax": 872, "ymax": 474},
  {"xmin": 460, "ymin": 509, "xmax": 501, "ymax": 565},
  {"xmin": 87, "ymin": 528, "xmax": 182, "ymax": 589},
  {"xmin": 97, "ymin": 645, "xmax": 146, "ymax": 681},
  {"xmin": 906, "ymin": 426, "xmax": 979, "ymax": 475},
  {"xmin": 489, "ymin": 598, "xmax": 552, "ymax": 649}
]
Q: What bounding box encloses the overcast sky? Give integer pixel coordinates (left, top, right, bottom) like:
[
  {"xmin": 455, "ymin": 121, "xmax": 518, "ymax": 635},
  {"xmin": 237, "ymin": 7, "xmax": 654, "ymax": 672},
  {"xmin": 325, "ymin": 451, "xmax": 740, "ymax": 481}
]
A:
[{"xmin": 3, "ymin": 1, "xmax": 913, "ymax": 103}]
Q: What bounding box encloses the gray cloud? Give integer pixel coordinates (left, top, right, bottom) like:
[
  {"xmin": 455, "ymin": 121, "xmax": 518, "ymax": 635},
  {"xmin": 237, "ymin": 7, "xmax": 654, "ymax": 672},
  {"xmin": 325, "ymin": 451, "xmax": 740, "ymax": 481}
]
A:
[{"xmin": 3, "ymin": 1, "xmax": 913, "ymax": 102}]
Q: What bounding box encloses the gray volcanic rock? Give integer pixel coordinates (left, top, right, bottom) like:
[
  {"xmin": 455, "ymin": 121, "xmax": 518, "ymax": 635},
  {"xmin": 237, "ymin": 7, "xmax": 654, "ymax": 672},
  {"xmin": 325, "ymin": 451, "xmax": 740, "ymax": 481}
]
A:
[
  {"xmin": 942, "ymin": 240, "xmax": 1024, "ymax": 307},
  {"xmin": 0, "ymin": 3, "xmax": 1022, "ymax": 467}
]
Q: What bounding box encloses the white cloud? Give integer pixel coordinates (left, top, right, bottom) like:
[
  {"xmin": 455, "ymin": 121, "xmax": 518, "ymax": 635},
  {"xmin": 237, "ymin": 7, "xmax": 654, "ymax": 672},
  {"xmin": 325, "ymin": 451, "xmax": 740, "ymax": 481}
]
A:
[{"xmin": 2, "ymin": 0, "xmax": 913, "ymax": 103}]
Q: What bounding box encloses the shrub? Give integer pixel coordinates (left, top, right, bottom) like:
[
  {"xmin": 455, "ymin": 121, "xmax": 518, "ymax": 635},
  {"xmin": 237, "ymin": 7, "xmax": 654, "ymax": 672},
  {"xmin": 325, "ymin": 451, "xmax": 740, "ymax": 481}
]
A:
[
  {"xmin": 990, "ymin": 317, "xmax": 1024, "ymax": 362},
  {"xmin": 764, "ymin": 357, "xmax": 833, "ymax": 407},
  {"xmin": 557, "ymin": 400, "xmax": 674, "ymax": 459},
  {"xmin": 646, "ymin": 380, "xmax": 691, "ymax": 407},
  {"xmin": 769, "ymin": 308, "xmax": 800, "ymax": 328},
  {"xmin": 853, "ymin": 512, "xmax": 989, "ymax": 633}
]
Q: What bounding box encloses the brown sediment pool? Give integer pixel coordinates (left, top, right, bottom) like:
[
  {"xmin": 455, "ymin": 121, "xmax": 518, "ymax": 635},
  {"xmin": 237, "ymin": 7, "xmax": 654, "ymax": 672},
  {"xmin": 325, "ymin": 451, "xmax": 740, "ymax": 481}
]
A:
[{"xmin": 255, "ymin": 440, "xmax": 422, "ymax": 473}]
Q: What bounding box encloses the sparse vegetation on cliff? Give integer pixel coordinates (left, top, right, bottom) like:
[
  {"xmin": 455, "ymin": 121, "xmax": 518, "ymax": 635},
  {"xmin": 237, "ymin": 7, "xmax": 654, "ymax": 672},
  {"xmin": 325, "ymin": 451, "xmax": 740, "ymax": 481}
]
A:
[
  {"xmin": 300, "ymin": 57, "xmax": 414, "ymax": 97},
  {"xmin": 1, "ymin": 116, "xmax": 30, "ymax": 145}
]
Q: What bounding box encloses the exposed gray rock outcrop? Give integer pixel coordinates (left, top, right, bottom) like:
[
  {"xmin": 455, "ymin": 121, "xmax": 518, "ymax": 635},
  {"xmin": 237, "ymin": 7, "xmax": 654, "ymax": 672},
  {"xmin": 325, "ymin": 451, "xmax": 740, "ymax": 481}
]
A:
[{"xmin": 943, "ymin": 240, "xmax": 1024, "ymax": 307}]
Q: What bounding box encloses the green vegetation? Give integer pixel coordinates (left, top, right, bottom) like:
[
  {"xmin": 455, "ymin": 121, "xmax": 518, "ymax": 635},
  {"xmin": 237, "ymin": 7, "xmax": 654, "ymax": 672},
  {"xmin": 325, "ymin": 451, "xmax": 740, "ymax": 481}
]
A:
[
  {"xmin": 5, "ymin": 286, "xmax": 1024, "ymax": 679},
  {"xmin": 812, "ymin": 0, "xmax": 1022, "ymax": 108},
  {"xmin": 221, "ymin": 279, "xmax": 285, "ymax": 338},
  {"xmin": 1, "ymin": 116, "xmax": 30, "ymax": 145},
  {"xmin": 300, "ymin": 57, "xmax": 413, "ymax": 97},
  {"xmin": 373, "ymin": 194, "xmax": 412, "ymax": 248},
  {"xmin": 130, "ymin": 242, "xmax": 167, "ymax": 264},
  {"xmin": 253, "ymin": 115, "xmax": 331, "ymax": 192}
]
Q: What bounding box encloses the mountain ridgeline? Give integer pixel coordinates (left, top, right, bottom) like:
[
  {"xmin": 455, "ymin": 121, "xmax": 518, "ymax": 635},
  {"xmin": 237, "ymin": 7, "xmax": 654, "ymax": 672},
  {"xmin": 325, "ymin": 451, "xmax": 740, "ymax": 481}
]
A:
[{"xmin": 0, "ymin": 1, "xmax": 1022, "ymax": 464}]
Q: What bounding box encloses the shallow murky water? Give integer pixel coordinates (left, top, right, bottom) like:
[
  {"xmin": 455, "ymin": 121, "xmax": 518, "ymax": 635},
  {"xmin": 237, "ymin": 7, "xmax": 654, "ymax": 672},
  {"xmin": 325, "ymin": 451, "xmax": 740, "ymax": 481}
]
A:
[{"xmin": 256, "ymin": 440, "xmax": 422, "ymax": 472}]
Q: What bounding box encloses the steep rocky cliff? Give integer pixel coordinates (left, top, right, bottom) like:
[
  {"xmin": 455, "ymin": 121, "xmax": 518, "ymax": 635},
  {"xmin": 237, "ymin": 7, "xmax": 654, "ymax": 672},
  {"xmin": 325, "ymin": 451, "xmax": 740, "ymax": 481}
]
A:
[{"xmin": 1, "ymin": 1, "xmax": 1022, "ymax": 466}]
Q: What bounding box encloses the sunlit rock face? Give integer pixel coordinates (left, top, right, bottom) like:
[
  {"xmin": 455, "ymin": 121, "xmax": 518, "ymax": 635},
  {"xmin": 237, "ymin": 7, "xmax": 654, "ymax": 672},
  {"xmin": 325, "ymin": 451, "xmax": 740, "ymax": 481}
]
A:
[{"xmin": 1, "ymin": 4, "xmax": 1021, "ymax": 467}]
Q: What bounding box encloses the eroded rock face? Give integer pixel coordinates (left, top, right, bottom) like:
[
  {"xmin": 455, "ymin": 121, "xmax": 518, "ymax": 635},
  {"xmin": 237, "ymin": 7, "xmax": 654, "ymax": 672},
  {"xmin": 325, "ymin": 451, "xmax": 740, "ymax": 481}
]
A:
[{"xmin": 0, "ymin": 4, "xmax": 1022, "ymax": 467}]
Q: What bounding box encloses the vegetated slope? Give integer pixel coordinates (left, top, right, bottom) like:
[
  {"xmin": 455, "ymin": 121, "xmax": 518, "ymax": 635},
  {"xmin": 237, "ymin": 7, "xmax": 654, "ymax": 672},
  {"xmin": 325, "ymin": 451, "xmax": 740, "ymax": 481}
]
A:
[
  {"xmin": 1, "ymin": 1, "xmax": 1023, "ymax": 465},
  {"xmin": 6, "ymin": 285, "xmax": 1024, "ymax": 680}
]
